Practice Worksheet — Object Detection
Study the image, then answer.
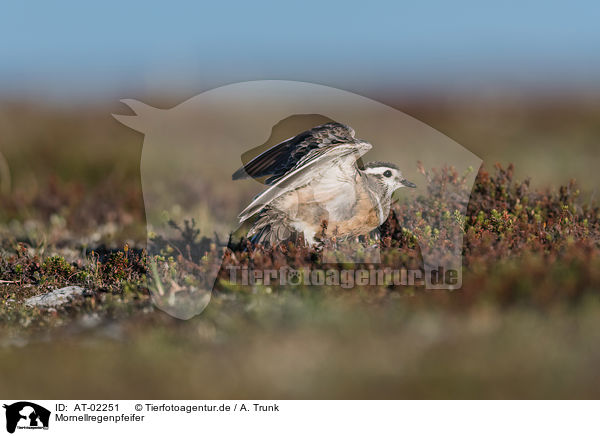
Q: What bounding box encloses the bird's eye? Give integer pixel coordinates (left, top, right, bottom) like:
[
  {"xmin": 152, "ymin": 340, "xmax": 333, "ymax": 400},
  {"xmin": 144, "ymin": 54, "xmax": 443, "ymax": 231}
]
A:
[{"xmin": 383, "ymin": 170, "xmax": 392, "ymax": 178}]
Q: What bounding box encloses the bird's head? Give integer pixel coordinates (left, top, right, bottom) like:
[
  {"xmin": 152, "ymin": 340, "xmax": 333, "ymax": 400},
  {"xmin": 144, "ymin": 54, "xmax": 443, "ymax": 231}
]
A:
[{"xmin": 363, "ymin": 162, "xmax": 416, "ymax": 196}]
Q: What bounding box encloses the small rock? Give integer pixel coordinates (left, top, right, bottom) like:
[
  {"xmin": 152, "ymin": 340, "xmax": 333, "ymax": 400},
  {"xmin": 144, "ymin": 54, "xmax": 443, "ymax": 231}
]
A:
[{"xmin": 24, "ymin": 286, "xmax": 87, "ymax": 308}]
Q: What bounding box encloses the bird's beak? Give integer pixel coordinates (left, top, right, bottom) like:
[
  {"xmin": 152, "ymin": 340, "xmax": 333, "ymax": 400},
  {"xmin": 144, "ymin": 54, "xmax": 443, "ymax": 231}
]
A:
[{"xmin": 401, "ymin": 179, "xmax": 416, "ymax": 188}]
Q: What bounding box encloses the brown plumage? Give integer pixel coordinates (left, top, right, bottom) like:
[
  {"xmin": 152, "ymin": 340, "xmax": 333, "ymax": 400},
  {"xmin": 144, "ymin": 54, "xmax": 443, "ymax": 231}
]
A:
[{"xmin": 233, "ymin": 122, "xmax": 416, "ymax": 246}]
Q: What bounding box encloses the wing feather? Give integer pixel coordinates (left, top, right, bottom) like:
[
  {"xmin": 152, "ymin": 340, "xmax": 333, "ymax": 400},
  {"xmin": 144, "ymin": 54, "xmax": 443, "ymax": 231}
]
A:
[
  {"xmin": 232, "ymin": 122, "xmax": 356, "ymax": 185},
  {"xmin": 238, "ymin": 141, "xmax": 371, "ymax": 222}
]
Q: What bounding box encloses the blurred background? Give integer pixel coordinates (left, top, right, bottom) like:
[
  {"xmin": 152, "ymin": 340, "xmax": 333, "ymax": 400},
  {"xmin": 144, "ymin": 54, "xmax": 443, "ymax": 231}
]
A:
[
  {"xmin": 2, "ymin": 1, "xmax": 600, "ymax": 199},
  {"xmin": 1, "ymin": 1, "xmax": 599, "ymax": 398}
]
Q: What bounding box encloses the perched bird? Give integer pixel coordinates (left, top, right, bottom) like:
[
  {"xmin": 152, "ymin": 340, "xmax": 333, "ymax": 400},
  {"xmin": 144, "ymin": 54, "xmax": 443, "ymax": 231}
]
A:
[{"xmin": 233, "ymin": 122, "xmax": 416, "ymax": 246}]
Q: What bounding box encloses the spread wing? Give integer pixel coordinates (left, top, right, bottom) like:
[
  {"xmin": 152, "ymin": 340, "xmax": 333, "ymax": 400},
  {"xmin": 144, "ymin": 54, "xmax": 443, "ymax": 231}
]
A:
[
  {"xmin": 234, "ymin": 123, "xmax": 371, "ymax": 222},
  {"xmin": 232, "ymin": 122, "xmax": 357, "ymax": 185}
]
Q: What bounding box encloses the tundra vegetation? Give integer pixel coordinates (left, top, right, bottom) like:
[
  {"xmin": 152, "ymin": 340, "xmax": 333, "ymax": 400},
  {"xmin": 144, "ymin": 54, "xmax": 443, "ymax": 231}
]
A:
[{"xmin": 0, "ymin": 103, "xmax": 599, "ymax": 398}]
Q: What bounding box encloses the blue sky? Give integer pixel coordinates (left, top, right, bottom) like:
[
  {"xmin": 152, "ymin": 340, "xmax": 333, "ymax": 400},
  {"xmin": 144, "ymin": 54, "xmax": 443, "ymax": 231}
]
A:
[{"xmin": 1, "ymin": 1, "xmax": 599, "ymax": 102}]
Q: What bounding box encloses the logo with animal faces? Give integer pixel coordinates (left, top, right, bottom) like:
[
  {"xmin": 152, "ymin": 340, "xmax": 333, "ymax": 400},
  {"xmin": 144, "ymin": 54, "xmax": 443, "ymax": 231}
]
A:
[
  {"xmin": 114, "ymin": 80, "xmax": 481, "ymax": 319},
  {"xmin": 3, "ymin": 402, "xmax": 50, "ymax": 434}
]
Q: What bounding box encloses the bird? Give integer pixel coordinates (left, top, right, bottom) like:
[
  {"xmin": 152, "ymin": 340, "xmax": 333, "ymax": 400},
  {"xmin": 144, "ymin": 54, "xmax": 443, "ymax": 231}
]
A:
[{"xmin": 232, "ymin": 122, "xmax": 416, "ymax": 246}]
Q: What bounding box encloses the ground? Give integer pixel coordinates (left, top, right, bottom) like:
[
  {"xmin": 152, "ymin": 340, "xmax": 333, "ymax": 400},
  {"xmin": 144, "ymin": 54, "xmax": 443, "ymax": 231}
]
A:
[{"xmin": 0, "ymin": 100, "xmax": 599, "ymax": 398}]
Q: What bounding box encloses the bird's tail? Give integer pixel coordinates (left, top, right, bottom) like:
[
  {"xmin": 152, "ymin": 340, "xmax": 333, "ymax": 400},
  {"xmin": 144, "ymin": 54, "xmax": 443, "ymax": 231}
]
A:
[{"xmin": 247, "ymin": 209, "xmax": 294, "ymax": 246}]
